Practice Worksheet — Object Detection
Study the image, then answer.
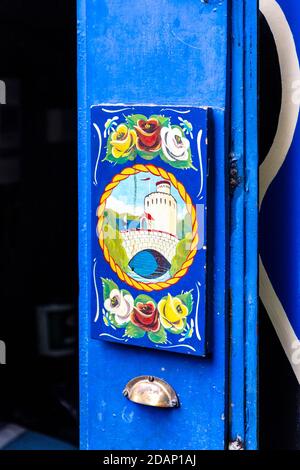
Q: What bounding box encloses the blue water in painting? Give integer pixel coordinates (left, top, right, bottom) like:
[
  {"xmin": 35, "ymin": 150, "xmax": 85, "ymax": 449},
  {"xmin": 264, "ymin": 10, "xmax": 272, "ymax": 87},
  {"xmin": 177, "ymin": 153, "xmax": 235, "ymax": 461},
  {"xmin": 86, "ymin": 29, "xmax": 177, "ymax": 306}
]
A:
[
  {"xmin": 128, "ymin": 249, "xmax": 170, "ymax": 280},
  {"xmin": 128, "ymin": 269, "xmax": 171, "ymax": 284}
]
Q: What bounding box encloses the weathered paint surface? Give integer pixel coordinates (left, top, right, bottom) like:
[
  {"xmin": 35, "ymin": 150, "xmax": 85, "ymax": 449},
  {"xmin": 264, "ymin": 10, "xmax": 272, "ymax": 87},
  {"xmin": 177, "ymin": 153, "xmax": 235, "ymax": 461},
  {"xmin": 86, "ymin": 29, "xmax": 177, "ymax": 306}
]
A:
[
  {"xmin": 229, "ymin": 0, "xmax": 258, "ymax": 450},
  {"xmin": 260, "ymin": 0, "xmax": 300, "ymax": 384},
  {"xmin": 78, "ymin": 0, "xmax": 258, "ymax": 449}
]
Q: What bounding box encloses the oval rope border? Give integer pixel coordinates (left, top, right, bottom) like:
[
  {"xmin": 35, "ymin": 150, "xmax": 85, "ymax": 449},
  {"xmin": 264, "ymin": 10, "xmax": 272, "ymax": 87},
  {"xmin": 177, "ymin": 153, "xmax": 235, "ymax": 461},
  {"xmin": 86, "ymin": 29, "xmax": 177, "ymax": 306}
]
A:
[{"xmin": 97, "ymin": 164, "xmax": 199, "ymax": 291}]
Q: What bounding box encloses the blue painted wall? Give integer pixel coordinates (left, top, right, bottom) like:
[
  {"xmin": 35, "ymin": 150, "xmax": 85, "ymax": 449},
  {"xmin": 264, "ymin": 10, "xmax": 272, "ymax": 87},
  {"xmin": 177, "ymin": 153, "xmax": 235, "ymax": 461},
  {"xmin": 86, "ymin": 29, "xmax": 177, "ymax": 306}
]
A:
[
  {"xmin": 78, "ymin": 0, "xmax": 257, "ymax": 449},
  {"xmin": 229, "ymin": 0, "xmax": 258, "ymax": 449}
]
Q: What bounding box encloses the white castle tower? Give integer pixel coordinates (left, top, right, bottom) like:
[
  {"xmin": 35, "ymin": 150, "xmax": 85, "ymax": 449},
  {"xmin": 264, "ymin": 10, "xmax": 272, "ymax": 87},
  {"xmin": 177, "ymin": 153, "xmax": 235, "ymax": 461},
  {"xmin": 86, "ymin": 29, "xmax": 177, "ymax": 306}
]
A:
[{"xmin": 143, "ymin": 181, "xmax": 177, "ymax": 237}]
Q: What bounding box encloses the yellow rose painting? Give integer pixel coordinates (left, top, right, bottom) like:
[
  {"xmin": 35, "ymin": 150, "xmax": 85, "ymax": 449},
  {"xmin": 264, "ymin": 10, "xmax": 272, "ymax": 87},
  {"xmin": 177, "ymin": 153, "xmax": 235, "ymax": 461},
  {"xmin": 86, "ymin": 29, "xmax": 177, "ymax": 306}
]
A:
[
  {"xmin": 158, "ymin": 293, "xmax": 190, "ymax": 333},
  {"xmin": 109, "ymin": 124, "xmax": 137, "ymax": 159},
  {"xmin": 102, "ymin": 279, "xmax": 194, "ymax": 344}
]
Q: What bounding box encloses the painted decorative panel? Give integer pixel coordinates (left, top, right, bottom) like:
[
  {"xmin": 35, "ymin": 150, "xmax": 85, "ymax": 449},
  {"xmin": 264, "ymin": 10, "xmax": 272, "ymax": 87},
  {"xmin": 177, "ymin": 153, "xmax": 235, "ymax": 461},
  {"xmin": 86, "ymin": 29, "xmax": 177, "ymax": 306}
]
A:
[{"xmin": 91, "ymin": 105, "xmax": 208, "ymax": 356}]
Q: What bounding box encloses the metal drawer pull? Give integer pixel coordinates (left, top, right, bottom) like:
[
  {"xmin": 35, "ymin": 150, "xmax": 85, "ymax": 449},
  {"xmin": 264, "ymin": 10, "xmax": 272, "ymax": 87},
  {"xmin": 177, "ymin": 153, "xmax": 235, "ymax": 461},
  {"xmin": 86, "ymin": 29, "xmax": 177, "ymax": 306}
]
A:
[{"xmin": 123, "ymin": 376, "xmax": 179, "ymax": 408}]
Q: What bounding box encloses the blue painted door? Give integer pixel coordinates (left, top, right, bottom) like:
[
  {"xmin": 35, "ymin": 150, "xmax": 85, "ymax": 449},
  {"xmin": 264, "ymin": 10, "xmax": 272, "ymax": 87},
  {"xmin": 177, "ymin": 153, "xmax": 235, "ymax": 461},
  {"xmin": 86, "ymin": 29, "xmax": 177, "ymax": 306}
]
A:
[
  {"xmin": 78, "ymin": 0, "xmax": 258, "ymax": 450},
  {"xmin": 260, "ymin": 0, "xmax": 300, "ymax": 384}
]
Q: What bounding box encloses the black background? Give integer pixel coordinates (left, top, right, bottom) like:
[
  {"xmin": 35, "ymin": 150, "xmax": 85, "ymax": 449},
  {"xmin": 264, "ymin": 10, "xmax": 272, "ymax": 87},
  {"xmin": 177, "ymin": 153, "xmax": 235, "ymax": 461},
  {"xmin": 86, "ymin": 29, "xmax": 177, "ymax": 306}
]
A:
[
  {"xmin": 0, "ymin": 0, "xmax": 78, "ymax": 446},
  {"xmin": 259, "ymin": 12, "xmax": 300, "ymax": 450},
  {"xmin": 0, "ymin": 1, "xmax": 299, "ymax": 451}
]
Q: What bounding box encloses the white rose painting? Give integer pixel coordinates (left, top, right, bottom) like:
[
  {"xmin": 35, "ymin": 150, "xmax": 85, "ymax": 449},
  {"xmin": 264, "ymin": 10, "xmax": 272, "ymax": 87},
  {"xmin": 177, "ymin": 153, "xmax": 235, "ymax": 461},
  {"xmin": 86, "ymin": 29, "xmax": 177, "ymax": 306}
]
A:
[{"xmin": 161, "ymin": 126, "xmax": 190, "ymax": 162}]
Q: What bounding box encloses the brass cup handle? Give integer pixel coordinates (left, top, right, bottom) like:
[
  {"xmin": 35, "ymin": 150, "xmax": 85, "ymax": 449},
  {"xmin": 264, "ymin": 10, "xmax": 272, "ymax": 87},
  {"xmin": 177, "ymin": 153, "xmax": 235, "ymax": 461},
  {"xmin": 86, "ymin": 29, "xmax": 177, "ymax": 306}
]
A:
[{"xmin": 123, "ymin": 375, "xmax": 179, "ymax": 408}]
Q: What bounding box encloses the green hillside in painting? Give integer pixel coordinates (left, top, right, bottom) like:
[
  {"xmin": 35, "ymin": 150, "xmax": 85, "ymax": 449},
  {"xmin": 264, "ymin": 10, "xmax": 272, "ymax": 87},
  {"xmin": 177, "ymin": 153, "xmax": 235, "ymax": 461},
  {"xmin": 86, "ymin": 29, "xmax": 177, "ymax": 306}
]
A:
[
  {"xmin": 104, "ymin": 208, "xmax": 140, "ymax": 230},
  {"xmin": 102, "ymin": 207, "xmax": 193, "ymax": 278}
]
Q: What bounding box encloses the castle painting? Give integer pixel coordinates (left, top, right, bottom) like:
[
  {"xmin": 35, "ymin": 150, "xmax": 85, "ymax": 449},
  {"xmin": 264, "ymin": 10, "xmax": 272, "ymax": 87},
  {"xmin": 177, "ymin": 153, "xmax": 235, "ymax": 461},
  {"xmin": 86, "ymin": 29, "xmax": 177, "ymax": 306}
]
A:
[
  {"xmin": 91, "ymin": 104, "xmax": 208, "ymax": 356},
  {"xmin": 102, "ymin": 175, "xmax": 192, "ymax": 283}
]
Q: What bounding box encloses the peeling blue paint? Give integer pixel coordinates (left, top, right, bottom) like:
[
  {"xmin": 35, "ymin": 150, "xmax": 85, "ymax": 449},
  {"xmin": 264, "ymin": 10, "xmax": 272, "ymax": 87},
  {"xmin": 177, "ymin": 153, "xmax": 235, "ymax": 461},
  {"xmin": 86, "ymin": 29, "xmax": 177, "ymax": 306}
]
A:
[{"xmin": 78, "ymin": 0, "xmax": 258, "ymax": 450}]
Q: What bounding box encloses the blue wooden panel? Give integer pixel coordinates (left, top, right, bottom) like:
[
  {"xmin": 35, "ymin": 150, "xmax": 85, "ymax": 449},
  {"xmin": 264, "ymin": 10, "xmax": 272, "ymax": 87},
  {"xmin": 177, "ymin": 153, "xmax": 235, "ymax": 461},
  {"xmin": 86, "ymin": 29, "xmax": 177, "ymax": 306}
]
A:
[
  {"xmin": 77, "ymin": 0, "xmax": 257, "ymax": 450},
  {"xmin": 83, "ymin": 1, "xmax": 227, "ymax": 108},
  {"xmin": 260, "ymin": 0, "xmax": 300, "ymax": 384},
  {"xmin": 244, "ymin": 0, "xmax": 258, "ymax": 450},
  {"xmin": 80, "ymin": 108, "xmax": 227, "ymax": 450},
  {"xmin": 229, "ymin": 0, "xmax": 246, "ymax": 445},
  {"xmin": 78, "ymin": 0, "xmax": 228, "ymax": 450},
  {"xmin": 91, "ymin": 104, "xmax": 208, "ymax": 356},
  {"xmin": 229, "ymin": 0, "xmax": 258, "ymax": 449}
]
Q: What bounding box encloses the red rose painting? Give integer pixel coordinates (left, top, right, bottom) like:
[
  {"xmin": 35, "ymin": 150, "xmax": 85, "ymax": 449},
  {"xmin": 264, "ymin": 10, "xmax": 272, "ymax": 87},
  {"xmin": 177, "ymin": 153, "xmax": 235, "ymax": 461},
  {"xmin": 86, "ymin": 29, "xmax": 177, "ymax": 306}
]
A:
[
  {"xmin": 134, "ymin": 118, "xmax": 161, "ymax": 152},
  {"xmin": 131, "ymin": 301, "xmax": 160, "ymax": 332}
]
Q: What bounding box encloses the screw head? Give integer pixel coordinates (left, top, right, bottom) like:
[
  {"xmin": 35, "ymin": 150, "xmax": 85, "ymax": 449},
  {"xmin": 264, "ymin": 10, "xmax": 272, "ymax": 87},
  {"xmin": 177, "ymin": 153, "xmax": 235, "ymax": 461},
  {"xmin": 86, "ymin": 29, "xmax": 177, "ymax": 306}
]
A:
[
  {"xmin": 229, "ymin": 437, "xmax": 244, "ymax": 450},
  {"xmin": 171, "ymin": 398, "xmax": 179, "ymax": 408}
]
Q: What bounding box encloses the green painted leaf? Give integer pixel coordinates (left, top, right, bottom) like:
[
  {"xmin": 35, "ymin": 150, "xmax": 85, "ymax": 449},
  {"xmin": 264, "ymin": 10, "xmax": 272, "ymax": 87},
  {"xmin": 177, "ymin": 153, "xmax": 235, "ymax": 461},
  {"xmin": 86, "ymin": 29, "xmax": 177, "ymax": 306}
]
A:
[
  {"xmin": 134, "ymin": 294, "xmax": 156, "ymax": 306},
  {"xmin": 136, "ymin": 150, "xmax": 158, "ymax": 161},
  {"xmin": 103, "ymin": 136, "xmax": 113, "ymax": 158},
  {"xmin": 148, "ymin": 325, "xmax": 167, "ymax": 344},
  {"xmin": 150, "ymin": 114, "xmax": 170, "ymax": 127},
  {"xmin": 103, "ymin": 135, "xmax": 136, "ymax": 164},
  {"xmin": 108, "ymin": 313, "xmax": 127, "ymax": 329},
  {"xmin": 101, "ymin": 278, "xmax": 118, "ymax": 300},
  {"xmin": 103, "ymin": 151, "xmax": 131, "ymax": 165},
  {"xmin": 125, "ymin": 114, "xmax": 147, "ymax": 128},
  {"xmin": 177, "ymin": 290, "xmax": 194, "ymax": 314},
  {"xmin": 158, "ymin": 125, "xmax": 196, "ymax": 170},
  {"xmin": 167, "ymin": 318, "xmax": 187, "ymax": 335},
  {"xmin": 125, "ymin": 322, "xmax": 146, "ymax": 338},
  {"xmin": 159, "ymin": 148, "xmax": 195, "ymax": 170},
  {"xmin": 127, "ymin": 150, "xmax": 137, "ymax": 161},
  {"xmin": 121, "ymin": 289, "xmax": 131, "ymax": 297}
]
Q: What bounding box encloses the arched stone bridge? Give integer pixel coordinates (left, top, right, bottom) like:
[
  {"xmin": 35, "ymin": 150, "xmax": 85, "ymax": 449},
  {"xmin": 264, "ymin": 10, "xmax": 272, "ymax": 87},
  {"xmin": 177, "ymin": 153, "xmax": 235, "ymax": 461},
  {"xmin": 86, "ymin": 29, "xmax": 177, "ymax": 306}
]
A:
[{"xmin": 121, "ymin": 229, "xmax": 178, "ymax": 264}]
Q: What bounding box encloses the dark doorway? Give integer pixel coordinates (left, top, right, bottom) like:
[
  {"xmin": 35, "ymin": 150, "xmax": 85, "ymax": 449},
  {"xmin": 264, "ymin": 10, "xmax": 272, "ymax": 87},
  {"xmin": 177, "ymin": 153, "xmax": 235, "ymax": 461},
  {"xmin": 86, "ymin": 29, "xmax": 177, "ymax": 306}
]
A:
[
  {"xmin": 0, "ymin": 0, "xmax": 78, "ymax": 448},
  {"xmin": 259, "ymin": 12, "xmax": 300, "ymax": 450}
]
